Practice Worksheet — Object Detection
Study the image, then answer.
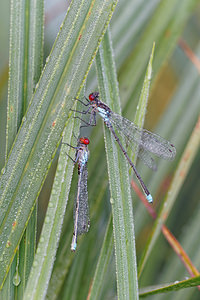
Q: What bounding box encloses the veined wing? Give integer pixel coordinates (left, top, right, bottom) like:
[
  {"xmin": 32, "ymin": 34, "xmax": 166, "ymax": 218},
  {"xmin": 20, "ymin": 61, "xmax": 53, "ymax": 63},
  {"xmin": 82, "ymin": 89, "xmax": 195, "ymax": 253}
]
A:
[
  {"xmin": 74, "ymin": 164, "xmax": 90, "ymax": 235},
  {"xmin": 121, "ymin": 135, "xmax": 157, "ymax": 171},
  {"xmin": 110, "ymin": 112, "xmax": 176, "ymax": 160},
  {"xmin": 137, "ymin": 147, "xmax": 157, "ymax": 171}
]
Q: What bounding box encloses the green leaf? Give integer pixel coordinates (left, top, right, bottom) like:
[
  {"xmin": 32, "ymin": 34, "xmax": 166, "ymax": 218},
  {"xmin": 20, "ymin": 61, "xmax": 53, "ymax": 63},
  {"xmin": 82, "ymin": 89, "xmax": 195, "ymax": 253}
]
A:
[
  {"xmin": 139, "ymin": 275, "xmax": 200, "ymax": 297},
  {"xmin": 138, "ymin": 116, "xmax": 200, "ymax": 277},
  {"xmin": 23, "ymin": 108, "xmax": 80, "ymax": 300},
  {"xmin": 88, "ymin": 215, "xmax": 113, "ymax": 300},
  {"xmin": 0, "ymin": 0, "xmax": 118, "ymax": 289},
  {"xmin": 45, "ymin": 147, "xmax": 109, "ymax": 299},
  {"xmin": 3, "ymin": 0, "xmax": 44, "ymax": 298},
  {"xmin": 155, "ymin": 195, "xmax": 200, "ymax": 299},
  {"xmin": 131, "ymin": 42, "xmax": 155, "ymax": 165},
  {"xmin": 96, "ymin": 27, "xmax": 139, "ymax": 300},
  {"xmin": 134, "ymin": 42, "xmax": 200, "ymax": 240},
  {"xmin": 6, "ymin": 0, "xmax": 44, "ymax": 155}
]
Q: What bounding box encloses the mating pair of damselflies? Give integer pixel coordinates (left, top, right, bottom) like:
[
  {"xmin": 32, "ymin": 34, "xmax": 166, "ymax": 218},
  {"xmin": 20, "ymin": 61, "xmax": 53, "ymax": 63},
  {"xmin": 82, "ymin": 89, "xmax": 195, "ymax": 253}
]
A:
[{"xmin": 69, "ymin": 92, "xmax": 176, "ymax": 251}]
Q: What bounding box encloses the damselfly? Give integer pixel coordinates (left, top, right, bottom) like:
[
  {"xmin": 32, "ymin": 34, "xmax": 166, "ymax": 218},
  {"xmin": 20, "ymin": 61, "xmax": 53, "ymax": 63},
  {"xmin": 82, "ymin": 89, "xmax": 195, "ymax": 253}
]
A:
[
  {"xmin": 64, "ymin": 137, "xmax": 90, "ymax": 251},
  {"xmin": 75, "ymin": 92, "xmax": 176, "ymax": 203}
]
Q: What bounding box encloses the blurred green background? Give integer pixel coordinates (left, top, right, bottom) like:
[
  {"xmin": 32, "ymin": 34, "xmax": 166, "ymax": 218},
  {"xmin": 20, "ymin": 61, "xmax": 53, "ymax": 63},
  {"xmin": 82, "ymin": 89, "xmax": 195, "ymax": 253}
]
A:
[{"xmin": 0, "ymin": 0, "xmax": 200, "ymax": 299}]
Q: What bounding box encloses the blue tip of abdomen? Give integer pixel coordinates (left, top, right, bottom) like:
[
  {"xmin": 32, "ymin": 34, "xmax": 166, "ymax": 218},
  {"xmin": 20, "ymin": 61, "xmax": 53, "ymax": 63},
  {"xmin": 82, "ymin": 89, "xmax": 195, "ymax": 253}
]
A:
[
  {"xmin": 146, "ymin": 194, "xmax": 153, "ymax": 203},
  {"xmin": 71, "ymin": 242, "xmax": 77, "ymax": 252}
]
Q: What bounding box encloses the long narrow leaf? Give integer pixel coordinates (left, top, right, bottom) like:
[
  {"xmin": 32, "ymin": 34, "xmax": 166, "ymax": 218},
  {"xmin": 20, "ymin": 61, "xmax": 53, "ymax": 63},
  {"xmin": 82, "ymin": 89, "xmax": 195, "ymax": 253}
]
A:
[
  {"xmin": 17, "ymin": 0, "xmax": 44, "ymax": 296},
  {"xmin": 131, "ymin": 42, "xmax": 155, "ymax": 164},
  {"xmin": 23, "ymin": 109, "xmax": 80, "ymax": 300},
  {"xmin": 134, "ymin": 41, "xmax": 200, "ymax": 238},
  {"xmin": 4, "ymin": 0, "xmax": 28, "ymax": 296},
  {"xmin": 3, "ymin": 0, "xmax": 44, "ymax": 298},
  {"xmin": 0, "ymin": 0, "xmax": 118, "ymax": 288},
  {"xmin": 139, "ymin": 275, "xmax": 200, "ymax": 297},
  {"xmin": 138, "ymin": 116, "xmax": 200, "ymax": 277},
  {"xmin": 96, "ymin": 27, "xmax": 139, "ymax": 300},
  {"xmin": 88, "ymin": 216, "xmax": 114, "ymax": 300}
]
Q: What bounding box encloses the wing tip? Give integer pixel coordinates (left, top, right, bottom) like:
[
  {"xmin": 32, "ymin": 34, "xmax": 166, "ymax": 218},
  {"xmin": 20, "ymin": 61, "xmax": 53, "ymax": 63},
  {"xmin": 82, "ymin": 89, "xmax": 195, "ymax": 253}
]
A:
[{"xmin": 168, "ymin": 143, "xmax": 176, "ymax": 160}]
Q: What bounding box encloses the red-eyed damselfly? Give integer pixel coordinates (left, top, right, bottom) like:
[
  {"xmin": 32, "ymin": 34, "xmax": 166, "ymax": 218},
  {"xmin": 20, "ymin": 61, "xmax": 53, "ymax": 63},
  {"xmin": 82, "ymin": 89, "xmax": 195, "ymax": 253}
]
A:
[
  {"xmin": 74, "ymin": 92, "xmax": 176, "ymax": 203},
  {"xmin": 64, "ymin": 137, "xmax": 90, "ymax": 251}
]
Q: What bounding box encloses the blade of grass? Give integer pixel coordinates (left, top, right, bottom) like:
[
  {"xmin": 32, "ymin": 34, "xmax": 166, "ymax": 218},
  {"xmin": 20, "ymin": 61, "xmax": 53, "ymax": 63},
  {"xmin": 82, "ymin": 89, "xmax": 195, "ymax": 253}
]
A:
[
  {"xmin": 92, "ymin": 29, "xmax": 155, "ymax": 300},
  {"xmin": 45, "ymin": 228, "xmax": 75, "ymax": 300},
  {"xmin": 3, "ymin": 0, "xmax": 44, "ymax": 298},
  {"xmin": 0, "ymin": 65, "xmax": 8, "ymax": 171},
  {"xmin": 17, "ymin": 0, "xmax": 44, "ymax": 297},
  {"xmin": 139, "ymin": 275, "xmax": 200, "ymax": 297},
  {"xmin": 134, "ymin": 42, "xmax": 200, "ymax": 237},
  {"xmin": 161, "ymin": 226, "xmax": 200, "ymax": 279},
  {"xmin": 3, "ymin": 0, "xmax": 25, "ymax": 295},
  {"xmin": 131, "ymin": 179, "xmax": 200, "ymax": 279},
  {"xmin": 138, "ymin": 116, "xmax": 200, "ymax": 277},
  {"xmin": 87, "ymin": 215, "xmax": 114, "ymax": 300},
  {"xmin": 154, "ymin": 197, "xmax": 200, "ymax": 299},
  {"xmin": 0, "ymin": 0, "xmax": 118, "ymax": 289},
  {"xmin": 6, "ymin": 0, "xmax": 25, "ymax": 155},
  {"xmin": 95, "ymin": 26, "xmax": 139, "ymax": 300},
  {"xmin": 6, "ymin": 0, "xmax": 44, "ymax": 154},
  {"xmin": 131, "ymin": 42, "xmax": 155, "ymax": 164},
  {"xmin": 23, "ymin": 103, "xmax": 80, "ymax": 300},
  {"xmin": 45, "ymin": 148, "xmax": 109, "ymax": 299},
  {"xmin": 60, "ymin": 241, "xmax": 90, "ymax": 300}
]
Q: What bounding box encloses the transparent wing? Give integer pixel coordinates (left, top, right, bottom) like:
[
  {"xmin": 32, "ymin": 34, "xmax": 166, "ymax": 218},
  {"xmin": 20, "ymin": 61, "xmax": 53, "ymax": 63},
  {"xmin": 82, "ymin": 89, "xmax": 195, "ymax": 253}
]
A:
[
  {"xmin": 110, "ymin": 112, "xmax": 176, "ymax": 160},
  {"xmin": 137, "ymin": 147, "xmax": 157, "ymax": 171},
  {"xmin": 124, "ymin": 138, "xmax": 157, "ymax": 171},
  {"xmin": 74, "ymin": 164, "xmax": 90, "ymax": 235}
]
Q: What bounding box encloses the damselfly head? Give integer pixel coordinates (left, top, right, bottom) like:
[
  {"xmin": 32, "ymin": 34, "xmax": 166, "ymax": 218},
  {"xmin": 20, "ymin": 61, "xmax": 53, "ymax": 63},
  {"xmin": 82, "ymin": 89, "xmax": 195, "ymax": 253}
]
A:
[
  {"xmin": 79, "ymin": 137, "xmax": 90, "ymax": 145},
  {"xmin": 89, "ymin": 91, "xmax": 99, "ymax": 101}
]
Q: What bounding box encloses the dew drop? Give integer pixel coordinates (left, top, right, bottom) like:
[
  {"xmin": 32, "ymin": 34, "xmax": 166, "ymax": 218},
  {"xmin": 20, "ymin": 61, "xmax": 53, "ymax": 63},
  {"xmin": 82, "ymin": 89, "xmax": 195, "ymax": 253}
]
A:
[
  {"xmin": 13, "ymin": 250, "xmax": 21, "ymax": 286},
  {"xmin": 13, "ymin": 271, "xmax": 21, "ymax": 286},
  {"xmin": 110, "ymin": 198, "xmax": 114, "ymax": 204},
  {"xmin": 184, "ymin": 277, "xmax": 189, "ymax": 280},
  {"xmin": 1, "ymin": 167, "xmax": 5, "ymax": 175}
]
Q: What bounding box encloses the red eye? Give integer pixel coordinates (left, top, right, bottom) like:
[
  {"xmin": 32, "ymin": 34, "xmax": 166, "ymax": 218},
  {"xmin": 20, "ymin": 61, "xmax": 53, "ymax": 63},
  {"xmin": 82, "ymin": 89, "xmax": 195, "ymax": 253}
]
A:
[
  {"xmin": 80, "ymin": 137, "xmax": 90, "ymax": 145},
  {"xmin": 83, "ymin": 138, "xmax": 90, "ymax": 145},
  {"xmin": 89, "ymin": 93, "xmax": 95, "ymax": 101}
]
